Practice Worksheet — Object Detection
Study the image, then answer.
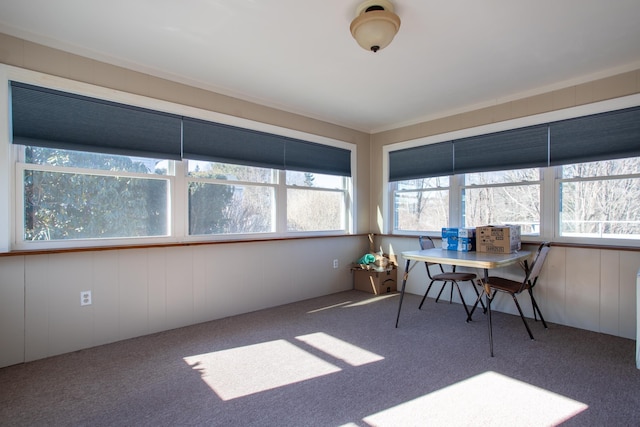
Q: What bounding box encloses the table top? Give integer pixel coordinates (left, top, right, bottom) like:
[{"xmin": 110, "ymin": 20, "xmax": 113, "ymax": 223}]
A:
[{"xmin": 401, "ymin": 248, "xmax": 531, "ymax": 269}]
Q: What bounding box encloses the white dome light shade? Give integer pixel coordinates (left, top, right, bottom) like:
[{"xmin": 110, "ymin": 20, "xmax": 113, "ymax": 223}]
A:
[{"xmin": 350, "ymin": 0, "xmax": 401, "ymax": 53}]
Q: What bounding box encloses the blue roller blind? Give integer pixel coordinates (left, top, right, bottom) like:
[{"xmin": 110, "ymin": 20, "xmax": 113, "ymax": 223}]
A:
[
  {"xmin": 389, "ymin": 141, "xmax": 454, "ymax": 181},
  {"xmin": 284, "ymin": 139, "xmax": 351, "ymax": 176},
  {"xmin": 549, "ymin": 106, "xmax": 640, "ymax": 165},
  {"xmin": 389, "ymin": 106, "xmax": 640, "ymax": 181},
  {"xmin": 182, "ymin": 117, "xmax": 286, "ymax": 169},
  {"xmin": 11, "ymin": 82, "xmax": 352, "ymax": 176},
  {"xmin": 10, "ymin": 81, "xmax": 183, "ymax": 160},
  {"xmin": 183, "ymin": 117, "xmax": 351, "ymax": 176},
  {"xmin": 453, "ymin": 125, "xmax": 549, "ymax": 174}
]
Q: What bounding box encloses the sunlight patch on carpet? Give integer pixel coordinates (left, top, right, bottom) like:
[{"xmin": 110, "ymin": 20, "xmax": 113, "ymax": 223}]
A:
[
  {"xmin": 307, "ymin": 301, "xmax": 354, "ymax": 313},
  {"xmin": 345, "ymin": 293, "xmax": 399, "ymax": 307},
  {"xmin": 184, "ymin": 340, "xmax": 341, "ymax": 401},
  {"xmin": 363, "ymin": 371, "xmax": 588, "ymax": 426},
  {"xmin": 296, "ymin": 332, "xmax": 384, "ymax": 366}
]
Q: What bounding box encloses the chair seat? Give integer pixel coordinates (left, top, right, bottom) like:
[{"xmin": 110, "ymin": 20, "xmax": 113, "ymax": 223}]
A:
[
  {"xmin": 433, "ymin": 272, "xmax": 477, "ymax": 281},
  {"xmin": 485, "ymin": 276, "xmax": 529, "ymax": 293}
]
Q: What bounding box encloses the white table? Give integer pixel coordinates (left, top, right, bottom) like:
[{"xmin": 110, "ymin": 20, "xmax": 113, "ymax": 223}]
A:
[{"xmin": 396, "ymin": 248, "xmax": 532, "ymax": 356}]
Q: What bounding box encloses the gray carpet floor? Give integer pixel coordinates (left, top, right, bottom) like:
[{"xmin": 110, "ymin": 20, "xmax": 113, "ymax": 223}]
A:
[{"xmin": 1, "ymin": 290, "xmax": 638, "ymax": 426}]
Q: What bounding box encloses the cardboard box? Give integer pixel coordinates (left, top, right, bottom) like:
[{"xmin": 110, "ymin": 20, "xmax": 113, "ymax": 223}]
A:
[
  {"xmin": 353, "ymin": 267, "xmax": 397, "ymax": 295},
  {"xmin": 441, "ymin": 228, "xmax": 459, "ymax": 250},
  {"xmin": 476, "ymin": 225, "xmax": 521, "ymax": 253}
]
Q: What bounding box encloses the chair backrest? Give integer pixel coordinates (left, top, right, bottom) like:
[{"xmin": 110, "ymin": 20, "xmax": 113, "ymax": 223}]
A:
[
  {"xmin": 525, "ymin": 242, "xmax": 551, "ymax": 288},
  {"xmin": 419, "ymin": 235, "xmax": 435, "ymax": 250},
  {"xmin": 419, "ymin": 236, "xmax": 446, "ymax": 276}
]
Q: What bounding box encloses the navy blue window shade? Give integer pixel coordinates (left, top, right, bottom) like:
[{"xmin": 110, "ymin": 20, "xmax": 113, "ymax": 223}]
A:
[
  {"xmin": 389, "ymin": 141, "xmax": 454, "ymax": 181},
  {"xmin": 183, "ymin": 117, "xmax": 351, "ymax": 176},
  {"xmin": 284, "ymin": 139, "xmax": 351, "ymax": 176},
  {"xmin": 549, "ymin": 106, "xmax": 640, "ymax": 166},
  {"xmin": 182, "ymin": 117, "xmax": 286, "ymax": 169},
  {"xmin": 11, "ymin": 82, "xmax": 351, "ymax": 176},
  {"xmin": 390, "ymin": 106, "xmax": 640, "ymax": 181},
  {"xmin": 10, "ymin": 81, "xmax": 183, "ymax": 160},
  {"xmin": 453, "ymin": 124, "xmax": 549, "ymax": 174}
]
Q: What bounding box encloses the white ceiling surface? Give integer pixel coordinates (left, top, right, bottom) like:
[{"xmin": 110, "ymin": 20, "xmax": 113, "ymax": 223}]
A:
[{"xmin": 1, "ymin": 1, "xmax": 640, "ymax": 133}]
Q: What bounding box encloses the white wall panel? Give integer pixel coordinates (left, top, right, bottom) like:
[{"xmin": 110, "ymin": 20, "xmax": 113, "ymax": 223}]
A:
[
  {"xmin": 600, "ymin": 250, "xmax": 620, "ymax": 336},
  {"xmin": 165, "ymin": 246, "xmax": 195, "ymax": 330},
  {"xmin": 117, "ymin": 249, "xmax": 149, "ymax": 340},
  {"xmin": 619, "ymin": 251, "xmax": 640, "ymax": 339},
  {"xmin": 92, "ymin": 250, "xmax": 120, "ymax": 346},
  {"xmin": 191, "ymin": 245, "xmax": 210, "ymax": 324},
  {"xmin": 541, "ymin": 246, "xmax": 567, "ymax": 326},
  {"xmin": 147, "ymin": 247, "xmax": 167, "ymax": 334},
  {"xmin": 24, "ymin": 255, "xmax": 51, "ymax": 362},
  {"xmin": 47, "ymin": 252, "xmax": 94, "ymax": 357},
  {"xmin": 565, "ymin": 248, "xmax": 601, "ymax": 331},
  {"xmin": 0, "ymin": 256, "xmax": 25, "ymax": 367}
]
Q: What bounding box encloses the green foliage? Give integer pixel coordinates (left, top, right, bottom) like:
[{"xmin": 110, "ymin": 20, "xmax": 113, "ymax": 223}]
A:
[
  {"xmin": 23, "ymin": 148, "xmax": 167, "ymax": 240},
  {"xmin": 188, "ymin": 175, "xmax": 235, "ymax": 235}
]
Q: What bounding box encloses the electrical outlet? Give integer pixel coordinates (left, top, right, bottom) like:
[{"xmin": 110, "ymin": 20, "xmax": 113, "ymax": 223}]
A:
[
  {"xmin": 333, "ymin": 259, "xmax": 339, "ymax": 269},
  {"xmin": 80, "ymin": 290, "xmax": 92, "ymax": 306}
]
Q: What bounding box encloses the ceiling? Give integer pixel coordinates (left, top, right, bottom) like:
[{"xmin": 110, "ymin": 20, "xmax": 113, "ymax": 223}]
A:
[{"xmin": 1, "ymin": 1, "xmax": 640, "ymax": 134}]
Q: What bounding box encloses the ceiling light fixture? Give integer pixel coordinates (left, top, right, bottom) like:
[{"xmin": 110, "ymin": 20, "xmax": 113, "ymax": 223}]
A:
[{"xmin": 350, "ymin": 0, "xmax": 401, "ymax": 53}]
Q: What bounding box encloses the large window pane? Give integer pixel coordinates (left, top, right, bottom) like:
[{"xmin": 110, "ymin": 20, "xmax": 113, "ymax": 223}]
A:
[
  {"xmin": 24, "ymin": 170, "xmax": 168, "ymax": 240},
  {"xmin": 394, "ymin": 189, "xmax": 449, "ymax": 232},
  {"xmin": 287, "ymin": 189, "xmax": 344, "ymax": 231},
  {"xmin": 560, "ymin": 180, "xmax": 640, "ymax": 238},
  {"xmin": 464, "ymin": 184, "xmax": 540, "ymax": 234},
  {"xmin": 393, "ymin": 177, "xmax": 449, "ymax": 232},
  {"xmin": 189, "ymin": 182, "xmax": 273, "ymax": 235}
]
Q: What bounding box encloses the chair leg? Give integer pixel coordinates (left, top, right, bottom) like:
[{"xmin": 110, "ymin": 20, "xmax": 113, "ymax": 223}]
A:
[
  {"xmin": 449, "ymin": 283, "xmax": 454, "ymax": 304},
  {"xmin": 467, "ymin": 288, "xmax": 485, "ymax": 322},
  {"xmin": 453, "ymin": 281, "xmax": 471, "ymax": 318},
  {"xmin": 512, "ymin": 294, "xmax": 535, "ymax": 340},
  {"xmin": 435, "ymin": 282, "xmax": 448, "ymax": 303},
  {"xmin": 527, "ymin": 288, "xmax": 548, "ymax": 329},
  {"xmin": 419, "ymin": 280, "xmax": 436, "ymax": 309},
  {"xmin": 470, "ymin": 280, "xmax": 486, "ymax": 312}
]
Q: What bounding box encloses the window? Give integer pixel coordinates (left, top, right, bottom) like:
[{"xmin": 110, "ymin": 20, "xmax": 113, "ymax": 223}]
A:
[
  {"xmin": 7, "ymin": 78, "xmax": 354, "ymax": 250},
  {"xmin": 462, "ymin": 168, "xmax": 541, "ymax": 235},
  {"xmin": 391, "ymin": 161, "xmax": 640, "ymax": 243},
  {"xmin": 187, "ymin": 161, "xmax": 276, "ymax": 235},
  {"xmin": 392, "ymin": 177, "xmax": 449, "ymax": 232},
  {"xmin": 387, "ymin": 101, "xmax": 640, "ymax": 246},
  {"xmin": 559, "ymin": 157, "xmax": 640, "ymax": 239},
  {"xmin": 19, "ymin": 146, "xmax": 171, "ymax": 242},
  {"xmin": 286, "ymin": 171, "xmax": 349, "ymax": 232},
  {"xmin": 14, "ymin": 148, "xmax": 352, "ymax": 248}
]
